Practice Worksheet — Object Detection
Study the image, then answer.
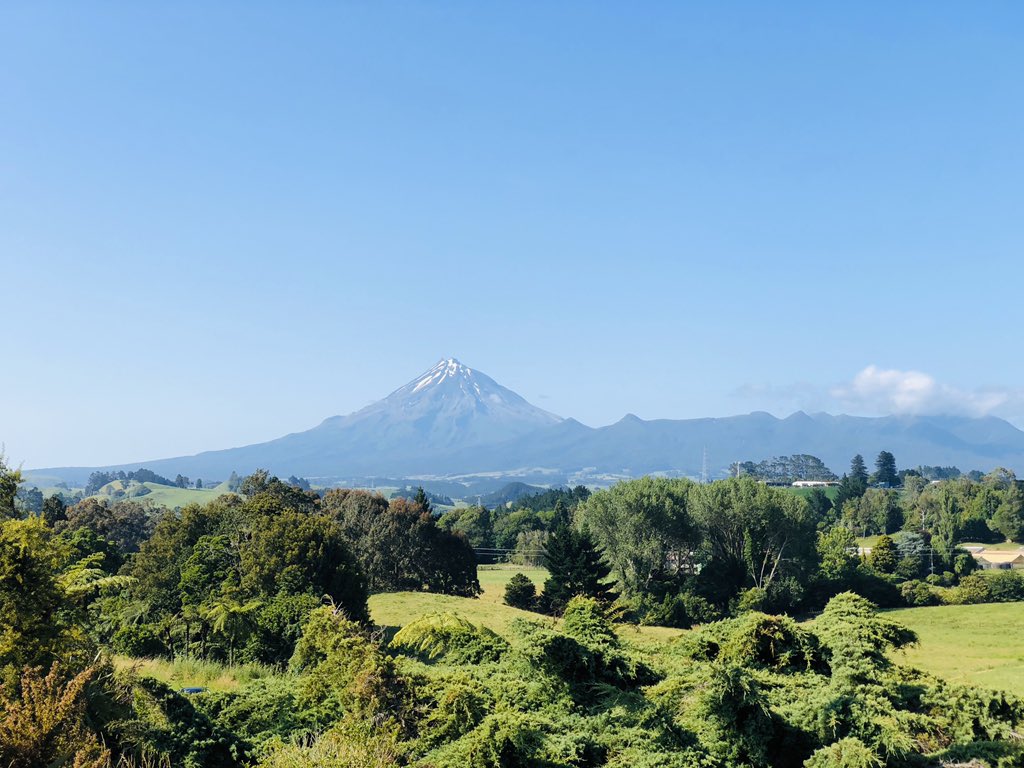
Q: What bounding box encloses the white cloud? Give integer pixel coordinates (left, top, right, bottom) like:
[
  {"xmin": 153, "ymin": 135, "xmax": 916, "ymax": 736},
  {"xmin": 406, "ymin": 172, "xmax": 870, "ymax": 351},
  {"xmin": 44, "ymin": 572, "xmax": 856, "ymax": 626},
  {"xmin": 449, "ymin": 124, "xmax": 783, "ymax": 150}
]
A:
[{"xmin": 831, "ymin": 365, "xmax": 1015, "ymax": 417}]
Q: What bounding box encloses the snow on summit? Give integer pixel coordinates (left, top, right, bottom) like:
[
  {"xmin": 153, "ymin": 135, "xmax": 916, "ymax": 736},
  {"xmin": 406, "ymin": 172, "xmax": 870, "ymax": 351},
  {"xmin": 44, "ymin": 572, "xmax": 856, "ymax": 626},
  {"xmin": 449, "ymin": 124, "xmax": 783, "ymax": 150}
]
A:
[{"xmin": 313, "ymin": 358, "xmax": 563, "ymax": 453}]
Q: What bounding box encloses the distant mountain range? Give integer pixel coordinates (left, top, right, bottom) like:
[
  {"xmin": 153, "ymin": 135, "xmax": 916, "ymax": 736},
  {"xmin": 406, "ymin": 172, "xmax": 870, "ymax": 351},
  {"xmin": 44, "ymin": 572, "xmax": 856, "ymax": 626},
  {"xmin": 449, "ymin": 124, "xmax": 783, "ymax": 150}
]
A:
[{"xmin": 28, "ymin": 358, "xmax": 1024, "ymax": 490}]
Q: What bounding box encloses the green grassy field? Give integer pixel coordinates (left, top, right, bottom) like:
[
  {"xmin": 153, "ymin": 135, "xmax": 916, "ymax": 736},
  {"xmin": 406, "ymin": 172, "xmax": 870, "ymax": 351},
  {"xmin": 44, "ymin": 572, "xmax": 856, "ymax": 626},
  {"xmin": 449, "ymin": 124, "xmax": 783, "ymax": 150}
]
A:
[
  {"xmin": 786, "ymin": 485, "xmax": 839, "ymax": 501},
  {"xmin": 885, "ymin": 602, "xmax": 1024, "ymax": 693},
  {"xmin": 87, "ymin": 480, "xmax": 234, "ymax": 509},
  {"xmin": 368, "ymin": 564, "xmax": 684, "ymax": 646}
]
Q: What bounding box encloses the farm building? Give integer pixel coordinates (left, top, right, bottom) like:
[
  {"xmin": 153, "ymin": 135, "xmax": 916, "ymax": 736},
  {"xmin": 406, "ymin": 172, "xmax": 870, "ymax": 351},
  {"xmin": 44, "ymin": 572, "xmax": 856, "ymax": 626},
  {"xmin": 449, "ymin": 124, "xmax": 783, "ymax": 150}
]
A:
[{"xmin": 972, "ymin": 550, "xmax": 1024, "ymax": 570}]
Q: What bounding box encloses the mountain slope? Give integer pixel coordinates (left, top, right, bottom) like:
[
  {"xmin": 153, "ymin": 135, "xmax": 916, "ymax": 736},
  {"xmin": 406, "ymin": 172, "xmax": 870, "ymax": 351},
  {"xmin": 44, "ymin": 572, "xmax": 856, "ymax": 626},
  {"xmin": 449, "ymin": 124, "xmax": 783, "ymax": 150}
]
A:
[
  {"xmin": 27, "ymin": 360, "xmax": 1024, "ymax": 485},
  {"xmin": 32, "ymin": 359, "xmax": 563, "ymax": 482},
  {"xmin": 444, "ymin": 411, "xmax": 1024, "ymax": 478}
]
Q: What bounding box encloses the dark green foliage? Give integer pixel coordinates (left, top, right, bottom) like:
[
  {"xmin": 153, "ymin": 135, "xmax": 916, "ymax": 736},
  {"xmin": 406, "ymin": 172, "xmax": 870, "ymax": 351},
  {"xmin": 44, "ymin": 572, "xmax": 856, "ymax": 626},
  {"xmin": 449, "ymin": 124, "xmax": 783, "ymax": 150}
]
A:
[
  {"xmin": 196, "ymin": 677, "xmax": 304, "ymax": 751},
  {"xmin": 811, "ymin": 592, "xmax": 915, "ymax": 681},
  {"xmin": 676, "ymin": 612, "xmax": 822, "ymax": 674},
  {"xmin": 0, "ymin": 458, "xmax": 20, "ymax": 519},
  {"xmin": 104, "ymin": 675, "xmax": 246, "ymax": 767},
  {"xmin": 289, "ymin": 606, "xmax": 415, "ymax": 731},
  {"xmin": 872, "ymin": 451, "xmax": 898, "ymax": 487},
  {"xmin": 539, "ymin": 525, "xmax": 615, "ymax": 614},
  {"xmin": 992, "ymin": 483, "xmax": 1024, "ymax": 542},
  {"xmin": 635, "ymin": 589, "xmax": 721, "ymax": 629},
  {"xmin": 805, "ymin": 487, "xmax": 835, "ymax": 525},
  {"xmin": 59, "ymin": 497, "xmax": 155, "ymax": 554},
  {"xmin": 241, "ymin": 592, "xmax": 321, "ymax": 665},
  {"xmin": 0, "ymin": 517, "xmax": 89, "ymax": 673},
  {"xmin": 503, "ymin": 572, "xmax": 537, "ymax": 610},
  {"xmin": 580, "ymin": 477, "xmax": 698, "ymax": 598},
  {"xmin": 439, "ymin": 505, "xmax": 494, "ymax": 549},
  {"xmin": 732, "ymin": 454, "xmax": 837, "ymax": 483},
  {"xmin": 515, "ymin": 597, "xmax": 657, "ymax": 702},
  {"xmin": 41, "ymin": 494, "xmax": 67, "ymax": 526},
  {"xmin": 15, "ymin": 486, "xmax": 43, "ymax": 516},
  {"xmin": 850, "ymin": 455, "xmax": 869, "ymax": 485},
  {"xmin": 509, "ymin": 485, "xmax": 591, "ymax": 514},
  {"xmin": 868, "ymin": 534, "xmax": 898, "ymax": 574},
  {"xmin": 325, "ymin": 489, "xmax": 480, "ymax": 596},
  {"xmin": 985, "ymin": 570, "xmax": 1024, "ymax": 602},
  {"xmin": 111, "ymin": 624, "xmax": 166, "ymax": 657},
  {"xmin": 899, "ymin": 579, "xmax": 939, "ymax": 606},
  {"xmin": 241, "ymin": 509, "xmax": 367, "ymax": 620}
]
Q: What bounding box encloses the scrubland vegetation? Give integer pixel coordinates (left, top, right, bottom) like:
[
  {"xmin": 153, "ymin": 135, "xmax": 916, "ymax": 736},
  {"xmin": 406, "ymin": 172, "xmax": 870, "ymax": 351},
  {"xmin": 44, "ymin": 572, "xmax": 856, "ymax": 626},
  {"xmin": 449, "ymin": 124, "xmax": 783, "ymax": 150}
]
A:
[{"xmin": 2, "ymin": 453, "xmax": 1023, "ymax": 767}]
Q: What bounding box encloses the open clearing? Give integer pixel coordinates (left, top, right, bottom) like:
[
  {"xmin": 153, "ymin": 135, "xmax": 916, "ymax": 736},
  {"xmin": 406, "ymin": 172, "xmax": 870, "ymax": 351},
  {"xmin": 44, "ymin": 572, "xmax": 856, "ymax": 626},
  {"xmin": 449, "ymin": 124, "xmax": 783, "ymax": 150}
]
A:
[
  {"xmin": 368, "ymin": 564, "xmax": 683, "ymax": 646},
  {"xmin": 113, "ymin": 656, "xmax": 285, "ymax": 693},
  {"xmin": 886, "ymin": 602, "xmax": 1024, "ymax": 693}
]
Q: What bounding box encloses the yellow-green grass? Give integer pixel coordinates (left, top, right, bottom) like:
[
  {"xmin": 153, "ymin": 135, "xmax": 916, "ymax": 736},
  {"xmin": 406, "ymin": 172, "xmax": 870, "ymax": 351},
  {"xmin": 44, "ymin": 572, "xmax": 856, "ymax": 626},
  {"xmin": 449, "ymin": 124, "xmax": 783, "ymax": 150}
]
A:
[
  {"xmin": 113, "ymin": 655, "xmax": 286, "ymax": 693},
  {"xmin": 885, "ymin": 602, "xmax": 1024, "ymax": 693},
  {"xmin": 90, "ymin": 481, "xmax": 234, "ymax": 509},
  {"xmin": 368, "ymin": 564, "xmax": 683, "ymax": 646},
  {"xmin": 477, "ymin": 564, "xmax": 547, "ymax": 602},
  {"xmin": 960, "ymin": 541, "xmax": 1023, "ymax": 551}
]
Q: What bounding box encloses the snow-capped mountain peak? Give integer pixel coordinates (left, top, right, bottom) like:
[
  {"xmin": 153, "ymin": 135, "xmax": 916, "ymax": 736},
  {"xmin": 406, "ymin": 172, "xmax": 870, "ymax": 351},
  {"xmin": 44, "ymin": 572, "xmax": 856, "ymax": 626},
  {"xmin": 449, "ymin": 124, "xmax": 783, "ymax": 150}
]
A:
[
  {"xmin": 407, "ymin": 358, "xmax": 475, "ymax": 395},
  {"xmin": 315, "ymin": 358, "xmax": 563, "ymax": 453}
]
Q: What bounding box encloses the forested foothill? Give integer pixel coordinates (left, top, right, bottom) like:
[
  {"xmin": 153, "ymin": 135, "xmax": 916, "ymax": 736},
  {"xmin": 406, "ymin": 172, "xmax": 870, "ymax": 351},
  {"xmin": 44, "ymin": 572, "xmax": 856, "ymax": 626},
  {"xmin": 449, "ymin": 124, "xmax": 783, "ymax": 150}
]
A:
[{"xmin": 2, "ymin": 452, "xmax": 1023, "ymax": 768}]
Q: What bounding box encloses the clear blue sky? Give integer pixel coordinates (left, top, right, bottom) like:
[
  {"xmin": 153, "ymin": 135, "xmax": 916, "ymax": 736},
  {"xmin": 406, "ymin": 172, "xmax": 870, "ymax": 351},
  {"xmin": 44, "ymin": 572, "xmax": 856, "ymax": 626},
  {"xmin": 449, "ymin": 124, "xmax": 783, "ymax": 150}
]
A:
[{"xmin": 4, "ymin": 3, "xmax": 1024, "ymax": 468}]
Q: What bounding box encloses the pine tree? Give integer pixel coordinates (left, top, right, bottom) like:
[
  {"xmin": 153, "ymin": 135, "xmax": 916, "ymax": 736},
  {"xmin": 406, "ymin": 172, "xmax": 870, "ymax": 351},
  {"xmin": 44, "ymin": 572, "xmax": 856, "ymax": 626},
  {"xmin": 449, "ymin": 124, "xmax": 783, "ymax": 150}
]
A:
[
  {"xmin": 552, "ymin": 498, "xmax": 570, "ymax": 529},
  {"xmin": 850, "ymin": 455, "xmax": 869, "ymax": 485},
  {"xmin": 412, "ymin": 486, "xmax": 432, "ymax": 515},
  {"xmin": 873, "ymin": 451, "xmax": 898, "ymax": 487},
  {"xmin": 539, "ymin": 525, "xmax": 615, "ymax": 614}
]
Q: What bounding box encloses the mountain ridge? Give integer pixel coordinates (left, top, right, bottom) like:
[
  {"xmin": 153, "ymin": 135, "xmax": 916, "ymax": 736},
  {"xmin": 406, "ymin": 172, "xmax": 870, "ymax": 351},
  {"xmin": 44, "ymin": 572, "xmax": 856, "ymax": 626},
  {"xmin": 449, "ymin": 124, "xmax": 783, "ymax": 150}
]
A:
[{"xmin": 26, "ymin": 359, "xmax": 1024, "ymax": 486}]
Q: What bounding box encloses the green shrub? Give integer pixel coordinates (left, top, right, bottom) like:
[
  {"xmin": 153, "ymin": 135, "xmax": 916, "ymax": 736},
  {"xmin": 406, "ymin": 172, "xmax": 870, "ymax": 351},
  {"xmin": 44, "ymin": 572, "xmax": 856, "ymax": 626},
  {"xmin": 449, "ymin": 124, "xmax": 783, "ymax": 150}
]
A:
[
  {"xmin": 112, "ymin": 623, "xmax": 167, "ymax": 658},
  {"xmin": 638, "ymin": 590, "xmax": 720, "ymax": 629},
  {"xmin": 987, "ymin": 570, "xmax": 1024, "ymax": 602},
  {"xmin": 951, "ymin": 573, "xmax": 993, "ymax": 604},
  {"xmin": 390, "ymin": 613, "xmax": 508, "ymax": 664},
  {"xmin": 503, "ymin": 573, "xmax": 537, "ymax": 611},
  {"xmin": 900, "ymin": 580, "xmax": 939, "ymax": 607},
  {"xmin": 803, "ymin": 737, "xmax": 881, "ymax": 768}
]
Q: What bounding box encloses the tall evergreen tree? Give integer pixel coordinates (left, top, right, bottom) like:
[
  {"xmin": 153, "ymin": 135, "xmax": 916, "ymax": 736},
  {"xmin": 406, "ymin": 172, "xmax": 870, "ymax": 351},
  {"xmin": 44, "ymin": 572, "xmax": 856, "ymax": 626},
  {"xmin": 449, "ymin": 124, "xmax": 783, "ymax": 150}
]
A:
[
  {"xmin": 412, "ymin": 486, "xmax": 432, "ymax": 515},
  {"xmin": 850, "ymin": 455, "xmax": 869, "ymax": 485},
  {"xmin": 551, "ymin": 498, "xmax": 570, "ymax": 529},
  {"xmin": 539, "ymin": 525, "xmax": 614, "ymax": 614},
  {"xmin": 873, "ymin": 451, "xmax": 898, "ymax": 487}
]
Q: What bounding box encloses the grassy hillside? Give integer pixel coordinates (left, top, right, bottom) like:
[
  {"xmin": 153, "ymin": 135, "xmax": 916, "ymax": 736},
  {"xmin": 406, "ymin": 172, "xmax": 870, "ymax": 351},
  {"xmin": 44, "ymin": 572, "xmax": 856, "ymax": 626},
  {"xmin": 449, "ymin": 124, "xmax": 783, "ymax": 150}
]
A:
[
  {"xmin": 90, "ymin": 480, "xmax": 234, "ymax": 508},
  {"xmin": 886, "ymin": 602, "xmax": 1024, "ymax": 693},
  {"xmin": 368, "ymin": 564, "xmax": 683, "ymax": 646}
]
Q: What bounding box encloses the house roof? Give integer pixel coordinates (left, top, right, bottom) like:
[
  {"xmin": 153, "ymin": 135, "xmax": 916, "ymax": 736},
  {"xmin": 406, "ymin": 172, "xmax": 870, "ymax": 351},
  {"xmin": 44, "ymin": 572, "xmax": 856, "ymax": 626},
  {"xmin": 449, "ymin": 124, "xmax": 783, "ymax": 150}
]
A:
[{"xmin": 974, "ymin": 551, "xmax": 1024, "ymax": 564}]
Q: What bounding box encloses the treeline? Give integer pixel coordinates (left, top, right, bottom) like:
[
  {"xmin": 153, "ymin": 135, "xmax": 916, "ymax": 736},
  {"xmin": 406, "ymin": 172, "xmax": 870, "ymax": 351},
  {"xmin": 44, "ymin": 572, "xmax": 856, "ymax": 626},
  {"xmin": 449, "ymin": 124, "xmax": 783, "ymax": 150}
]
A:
[
  {"xmin": 2, "ymin": 466, "xmax": 479, "ymax": 671},
  {"xmin": 437, "ymin": 485, "xmax": 591, "ymax": 564},
  {"xmin": 732, "ymin": 454, "xmax": 837, "ymax": 483},
  {"xmin": 503, "ymin": 472, "xmax": 1024, "ymax": 627},
  {"xmin": 85, "ymin": 468, "xmax": 178, "ymax": 494}
]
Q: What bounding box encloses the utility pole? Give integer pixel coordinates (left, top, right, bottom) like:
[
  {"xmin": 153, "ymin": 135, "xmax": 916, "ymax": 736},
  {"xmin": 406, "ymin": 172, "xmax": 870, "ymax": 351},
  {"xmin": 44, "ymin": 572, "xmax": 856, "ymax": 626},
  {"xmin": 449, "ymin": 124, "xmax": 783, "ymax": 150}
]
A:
[{"xmin": 701, "ymin": 446, "xmax": 709, "ymax": 485}]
